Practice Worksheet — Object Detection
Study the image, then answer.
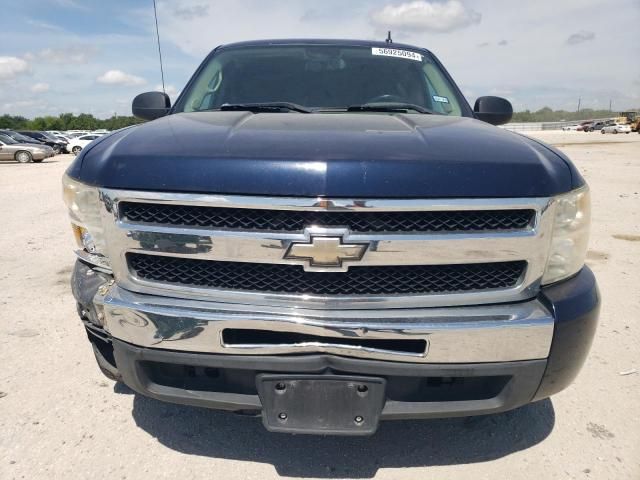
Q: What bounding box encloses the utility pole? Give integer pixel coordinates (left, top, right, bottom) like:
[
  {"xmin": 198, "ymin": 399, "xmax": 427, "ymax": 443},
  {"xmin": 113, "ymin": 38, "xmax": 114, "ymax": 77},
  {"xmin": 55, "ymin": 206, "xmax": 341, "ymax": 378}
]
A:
[
  {"xmin": 609, "ymin": 99, "xmax": 612, "ymax": 112},
  {"xmin": 577, "ymin": 97, "xmax": 581, "ymax": 113}
]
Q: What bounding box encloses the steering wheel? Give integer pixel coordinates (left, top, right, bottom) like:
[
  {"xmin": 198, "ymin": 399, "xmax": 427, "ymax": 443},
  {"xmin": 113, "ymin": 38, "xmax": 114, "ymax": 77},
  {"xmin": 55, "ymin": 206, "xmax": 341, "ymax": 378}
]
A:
[{"xmin": 366, "ymin": 94, "xmax": 405, "ymax": 103}]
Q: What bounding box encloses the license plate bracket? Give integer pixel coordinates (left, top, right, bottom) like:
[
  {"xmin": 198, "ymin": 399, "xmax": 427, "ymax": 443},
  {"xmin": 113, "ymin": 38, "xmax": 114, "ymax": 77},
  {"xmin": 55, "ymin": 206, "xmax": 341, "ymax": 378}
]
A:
[{"xmin": 257, "ymin": 375, "xmax": 386, "ymax": 435}]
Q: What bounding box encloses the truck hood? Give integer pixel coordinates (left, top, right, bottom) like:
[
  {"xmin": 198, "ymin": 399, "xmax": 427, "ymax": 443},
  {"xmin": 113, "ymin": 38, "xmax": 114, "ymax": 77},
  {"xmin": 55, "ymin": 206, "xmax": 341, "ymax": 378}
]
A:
[{"xmin": 71, "ymin": 111, "xmax": 581, "ymax": 198}]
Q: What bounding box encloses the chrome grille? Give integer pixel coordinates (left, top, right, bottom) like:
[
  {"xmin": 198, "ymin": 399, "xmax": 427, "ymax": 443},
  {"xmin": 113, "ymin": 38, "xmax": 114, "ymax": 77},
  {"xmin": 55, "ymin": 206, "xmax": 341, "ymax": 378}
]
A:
[
  {"xmin": 120, "ymin": 202, "xmax": 535, "ymax": 233},
  {"xmin": 100, "ymin": 190, "xmax": 554, "ymax": 309},
  {"xmin": 128, "ymin": 253, "xmax": 526, "ymax": 296}
]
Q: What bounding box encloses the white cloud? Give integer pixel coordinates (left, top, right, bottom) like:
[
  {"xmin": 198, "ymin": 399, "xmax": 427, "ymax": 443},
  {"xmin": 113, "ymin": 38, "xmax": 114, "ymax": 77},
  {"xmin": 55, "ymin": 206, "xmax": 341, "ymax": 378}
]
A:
[
  {"xmin": 31, "ymin": 82, "xmax": 50, "ymax": 93},
  {"xmin": 52, "ymin": 0, "xmax": 90, "ymax": 9},
  {"xmin": 566, "ymin": 30, "xmax": 595, "ymax": 45},
  {"xmin": 174, "ymin": 4, "xmax": 209, "ymax": 20},
  {"xmin": 2, "ymin": 100, "xmax": 38, "ymax": 112},
  {"xmin": 97, "ymin": 69, "xmax": 146, "ymax": 86},
  {"xmin": 0, "ymin": 56, "xmax": 30, "ymax": 80},
  {"xmin": 155, "ymin": 84, "xmax": 180, "ymax": 100},
  {"xmin": 26, "ymin": 19, "xmax": 66, "ymax": 32},
  {"xmin": 370, "ymin": 0, "xmax": 481, "ymax": 33},
  {"xmin": 36, "ymin": 46, "xmax": 95, "ymax": 64}
]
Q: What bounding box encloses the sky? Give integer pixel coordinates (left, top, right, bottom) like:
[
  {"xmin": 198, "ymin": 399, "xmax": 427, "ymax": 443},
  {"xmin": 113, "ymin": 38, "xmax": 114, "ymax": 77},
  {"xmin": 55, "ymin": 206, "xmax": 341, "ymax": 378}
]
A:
[{"xmin": 1, "ymin": 0, "xmax": 639, "ymax": 119}]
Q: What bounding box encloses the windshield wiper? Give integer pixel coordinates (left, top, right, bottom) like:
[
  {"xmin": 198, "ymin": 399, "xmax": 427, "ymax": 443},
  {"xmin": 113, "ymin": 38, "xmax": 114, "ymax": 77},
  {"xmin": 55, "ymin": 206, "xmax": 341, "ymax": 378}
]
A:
[
  {"xmin": 219, "ymin": 102, "xmax": 313, "ymax": 113},
  {"xmin": 346, "ymin": 102, "xmax": 435, "ymax": 114}
]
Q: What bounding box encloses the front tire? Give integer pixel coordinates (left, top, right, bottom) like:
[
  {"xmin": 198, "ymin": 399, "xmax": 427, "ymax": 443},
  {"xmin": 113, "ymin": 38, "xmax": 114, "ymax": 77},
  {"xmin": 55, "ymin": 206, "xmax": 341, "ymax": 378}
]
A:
[
  {"xmin": 613, "ymin": 130, "xmax": 618, "ymax": 134},
  {"xmin": 601, "ymin": 130, "xmax": 605, "ymax": 134},
  {"xmin": 72, "ymin": 146, "xmax": 82, "ymax": 155},
  {"xmin": 15, "ymin": 151, "xmax": 33, "ymax": 163}
]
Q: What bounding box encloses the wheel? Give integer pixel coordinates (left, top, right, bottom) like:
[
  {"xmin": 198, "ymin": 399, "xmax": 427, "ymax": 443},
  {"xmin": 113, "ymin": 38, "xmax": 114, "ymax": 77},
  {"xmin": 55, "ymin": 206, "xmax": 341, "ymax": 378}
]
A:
[
  {"xmin": 613, "ymin": 130, "xmax": 618, "ymax": 134},
  {"xmin": 601, "ymin": 130, "xmax": 605, "ymax": 134},
  {"xmin": 72, "ymin": 146, "xmax": 82, "ymax": 155},
  {"xmin": 15, "ymin": 151, "xmax": 33, "ymax": 163}
]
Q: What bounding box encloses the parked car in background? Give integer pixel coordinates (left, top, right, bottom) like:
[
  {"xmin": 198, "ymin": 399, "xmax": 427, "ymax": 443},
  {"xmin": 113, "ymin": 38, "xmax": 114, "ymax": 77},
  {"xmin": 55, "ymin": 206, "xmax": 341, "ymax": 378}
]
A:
[
  {"xmin": 0, "ymin": 129, "xmax": 46, "ymax": 146},
  {"xmin": 577, "ymin": 120, "xmax": 593, "ymax": 131},
  {"xmin": 601, "ymin": 123, "xmax": 631, "ymax": 134},
  {"xmin": 66, "ymin": 130, "xmax": 90, "ymax": 137},
  {"xmin": 579, "ymin": 121, "xmax": 594, "ymax": 132},
  {"xmin": 54, "ymin": 135, "xmax": 74, "ymax": 152},
  {"xmin": 562, "ymin": 124, "xmax": 579, "ymax": 131},
  {"xmin": 67, "ymin": 134, "xmax": 101, "ymax": 154},
  {"xmin": 585, "ymin": 121, "xmax": 613, "ymax": 132},
  {"xmin": 0, "ymin": 133, "xmax": 54, "ymax": 163},
  {"xmin": 17, "ymin": 131, "xmax": 67, "ymax": 154}
]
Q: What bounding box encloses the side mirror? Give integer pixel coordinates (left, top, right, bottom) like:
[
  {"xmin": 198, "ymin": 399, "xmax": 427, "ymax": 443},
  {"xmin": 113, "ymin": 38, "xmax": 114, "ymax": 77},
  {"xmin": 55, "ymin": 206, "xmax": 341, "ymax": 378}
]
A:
[
  {"xmin": 474, "ymin": 96, "xmax": 513, "ymax": 126},
  {"xmin": 132, "ymin": 91, "xmax": 171, "ymax": 120}
]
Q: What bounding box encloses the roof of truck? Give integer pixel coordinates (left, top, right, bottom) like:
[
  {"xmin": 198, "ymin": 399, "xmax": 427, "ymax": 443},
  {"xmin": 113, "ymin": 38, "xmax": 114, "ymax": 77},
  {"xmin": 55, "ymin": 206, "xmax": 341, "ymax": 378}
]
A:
[{"xmin": 216, "ymin": 38, "xmax": 433, "ymax": 54}]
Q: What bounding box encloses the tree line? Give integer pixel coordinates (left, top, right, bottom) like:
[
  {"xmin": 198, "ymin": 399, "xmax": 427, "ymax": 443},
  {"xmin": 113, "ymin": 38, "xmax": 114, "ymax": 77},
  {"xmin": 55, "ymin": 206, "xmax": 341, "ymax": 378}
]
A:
[
  {"xmin": 0, "ymin": 113, "xmax": 143, "ymax": 131},
  {"xmin": 511, "ymin": 107, "xmax": 630, "ymax": 123},
  {"xmin": 0, "ymin": 107, "xmax": 636, "ymax": 132}
]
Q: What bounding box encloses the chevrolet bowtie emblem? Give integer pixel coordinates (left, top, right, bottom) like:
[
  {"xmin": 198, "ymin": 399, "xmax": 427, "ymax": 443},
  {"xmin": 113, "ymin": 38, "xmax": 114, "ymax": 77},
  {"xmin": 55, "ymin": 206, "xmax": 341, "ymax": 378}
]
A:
[{"xmin": 284, "ymin": 236, "xmax": 368, "ymax": 270}]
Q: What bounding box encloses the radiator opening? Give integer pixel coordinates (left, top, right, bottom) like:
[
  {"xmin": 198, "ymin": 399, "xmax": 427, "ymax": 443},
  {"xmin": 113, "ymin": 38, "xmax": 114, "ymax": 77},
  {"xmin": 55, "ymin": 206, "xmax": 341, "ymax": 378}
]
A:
[{"xmin": 221, "ymin": 329, "xmax": 428, "ymax": 356}]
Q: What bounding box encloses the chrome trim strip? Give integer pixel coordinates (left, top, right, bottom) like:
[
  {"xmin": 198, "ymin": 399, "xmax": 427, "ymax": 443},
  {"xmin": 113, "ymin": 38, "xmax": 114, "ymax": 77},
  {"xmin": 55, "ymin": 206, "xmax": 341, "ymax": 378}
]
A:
[
  {"xmin": 74, "ymin": 249, "xmax": 113, "ymax": 274},
  {"xmin": 219, "ymin": 340, "xmax": 428, "ymax": 359},
  {"xmin": 102, "ymin": 189, "xmax": 550, "ymax": 212},
  {"xmin": 97, "ymin": 285, "xmax": 554, "ymax": 363},
  {"xmin": 99, "ymin": 190, "xmax": 556, "ymax": 310}
]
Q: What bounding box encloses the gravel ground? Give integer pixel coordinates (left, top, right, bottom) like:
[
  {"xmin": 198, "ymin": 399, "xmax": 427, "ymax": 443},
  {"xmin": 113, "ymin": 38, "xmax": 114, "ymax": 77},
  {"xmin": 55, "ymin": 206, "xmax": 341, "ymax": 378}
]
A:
[{"xmin": 0, "ymin": 131, "xmax": 638, "ymax": 480}]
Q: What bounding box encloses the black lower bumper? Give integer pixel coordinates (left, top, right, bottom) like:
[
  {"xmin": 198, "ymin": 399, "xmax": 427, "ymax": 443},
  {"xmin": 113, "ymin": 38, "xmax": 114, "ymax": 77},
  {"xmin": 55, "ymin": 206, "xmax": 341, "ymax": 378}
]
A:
[
  {"xmin": 78, "ymin": 266, "xmax": 599, "ymax": 432},
  {"xmin": 111, "ymin": 337, "xmax": 547, "ymax": 421}
]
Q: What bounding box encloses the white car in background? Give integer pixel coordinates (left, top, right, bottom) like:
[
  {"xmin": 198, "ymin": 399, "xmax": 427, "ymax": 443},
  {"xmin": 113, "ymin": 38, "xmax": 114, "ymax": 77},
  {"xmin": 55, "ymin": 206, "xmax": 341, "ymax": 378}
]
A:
[
  {"xmin": 67, "ymin": 134, "xmax": 101, "ymax": 154},
  {"xmin": 562, "ymin": 124, "xmax": 580, "ymax": 131},
  {"xmin": 601, "ymin": 124, "xmax": 631, "ymax": 134}
]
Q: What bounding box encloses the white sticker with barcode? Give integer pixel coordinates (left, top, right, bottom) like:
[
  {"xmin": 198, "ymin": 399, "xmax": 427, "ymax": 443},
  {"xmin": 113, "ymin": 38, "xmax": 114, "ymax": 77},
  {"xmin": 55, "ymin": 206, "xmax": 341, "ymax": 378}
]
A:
[
  {"xmin": 433, "ymin": 95, "xmax": 449, "ymax": 103},
  {"xmin": 371, "ymin": 47, "xmax": 423, "ymax": 62}
]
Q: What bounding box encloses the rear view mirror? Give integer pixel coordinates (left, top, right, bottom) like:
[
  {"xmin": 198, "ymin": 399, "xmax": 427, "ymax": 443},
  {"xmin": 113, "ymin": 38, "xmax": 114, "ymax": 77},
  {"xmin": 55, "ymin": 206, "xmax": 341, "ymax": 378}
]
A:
[
  {"xmin": 474, "ymin": 96, "xmax": 513, "ymax": 126},
  {"xmin": 132, "ymin": 91, "xmax": 171, "ymax": 120}
]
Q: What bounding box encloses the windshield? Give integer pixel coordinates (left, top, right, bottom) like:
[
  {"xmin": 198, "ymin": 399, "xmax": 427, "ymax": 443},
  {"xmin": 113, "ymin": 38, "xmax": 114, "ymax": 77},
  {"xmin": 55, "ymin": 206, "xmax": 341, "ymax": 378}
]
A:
[
  {"xmin": 0, "ymin": 134, "xmax": 18, "ymax": 144},
  {"xmin": 39, "ymin": 132, "xmax": 59, "ymax": 141},
  {"xmin": 175, "ymin": 45, "xmax": 466, "ymax": 115},
  {"xmin": 11, "ymin": 132, "xmax": 38, "ymax": 142}
]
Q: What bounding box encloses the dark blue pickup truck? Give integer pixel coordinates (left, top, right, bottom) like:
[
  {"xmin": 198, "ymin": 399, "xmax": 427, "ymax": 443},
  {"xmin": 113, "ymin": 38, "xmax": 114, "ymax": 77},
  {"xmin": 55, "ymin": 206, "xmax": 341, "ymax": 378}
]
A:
[{"xmin": 64, "ymin": 39, "xmax": 599, "ymax": 435}]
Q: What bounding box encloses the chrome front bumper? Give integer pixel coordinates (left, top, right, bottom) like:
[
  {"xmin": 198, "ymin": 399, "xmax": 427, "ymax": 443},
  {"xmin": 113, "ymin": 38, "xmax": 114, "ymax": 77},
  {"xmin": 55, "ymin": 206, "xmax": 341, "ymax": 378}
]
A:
[{"xmin": 93, "ymin": 281, "xmax": 554, "ymax": 364}]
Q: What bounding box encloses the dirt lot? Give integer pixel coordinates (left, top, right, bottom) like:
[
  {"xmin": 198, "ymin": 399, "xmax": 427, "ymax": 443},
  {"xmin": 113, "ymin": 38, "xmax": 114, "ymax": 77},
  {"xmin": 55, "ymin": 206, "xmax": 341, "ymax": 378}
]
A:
[{"xmin": 0, "ymin": 131, "xmax": 639, "ymax": 480}]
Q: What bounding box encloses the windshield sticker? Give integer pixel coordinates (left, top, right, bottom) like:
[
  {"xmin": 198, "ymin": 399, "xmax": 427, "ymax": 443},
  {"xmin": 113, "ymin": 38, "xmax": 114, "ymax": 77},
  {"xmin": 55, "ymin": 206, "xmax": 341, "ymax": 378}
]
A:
[
  {"xmin": 371, "ymin": 47, "xmax": 423, "ymax": 62},
  {"xmin": 433, "ymin": 95, "xmax": 449, "ymax": 103}
]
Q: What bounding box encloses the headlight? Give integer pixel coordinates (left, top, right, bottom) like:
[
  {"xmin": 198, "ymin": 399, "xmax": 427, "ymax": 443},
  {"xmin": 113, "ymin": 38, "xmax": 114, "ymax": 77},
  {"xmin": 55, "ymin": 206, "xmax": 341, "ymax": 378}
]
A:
[
  {"xmin": 62, "ymin": 173, "xmax": 110, "ymax": 269},
  {"xmin": 542, "ymin": 186, "xmax": 591, "ymax": 285}
]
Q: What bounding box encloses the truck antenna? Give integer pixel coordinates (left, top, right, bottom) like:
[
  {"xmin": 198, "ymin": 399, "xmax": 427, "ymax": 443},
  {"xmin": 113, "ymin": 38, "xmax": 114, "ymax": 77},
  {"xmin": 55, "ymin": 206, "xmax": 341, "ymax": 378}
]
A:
[
  {"xmin": 386, "ymin": 31, "xmax": 393, "ymax": 44},
  {"xmin": 152, "ymin": 0, "xmax": 166, "ymax": 95}
]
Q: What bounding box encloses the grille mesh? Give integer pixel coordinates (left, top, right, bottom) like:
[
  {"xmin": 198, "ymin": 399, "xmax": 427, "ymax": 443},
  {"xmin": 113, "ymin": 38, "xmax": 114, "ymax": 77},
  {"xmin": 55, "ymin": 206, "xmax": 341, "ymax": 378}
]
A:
[
  {"xmin": 128, "ymin": 253, "xmax": 526, "ymax": 296},
  {"xmin": 120, "ymin": 202, "xmax": 535, "ymax": 233}
]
